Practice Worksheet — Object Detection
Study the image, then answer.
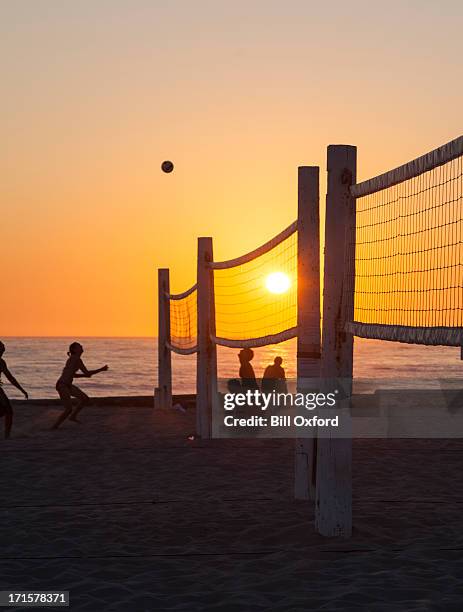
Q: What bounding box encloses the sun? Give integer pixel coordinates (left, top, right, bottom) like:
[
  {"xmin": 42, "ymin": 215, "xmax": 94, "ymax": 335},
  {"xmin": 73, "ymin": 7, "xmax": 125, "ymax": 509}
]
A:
[{"xmin": 265, "ymin": 272, "xmax": 291, "ymax": 294}]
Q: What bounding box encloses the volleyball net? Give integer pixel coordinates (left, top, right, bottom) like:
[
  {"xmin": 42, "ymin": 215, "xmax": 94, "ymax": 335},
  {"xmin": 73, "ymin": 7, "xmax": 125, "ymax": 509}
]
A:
[
  {"xmin": 347, "ymin": 135, "xmax": 463, "ymax": 346},
  {"xmin": 210, "ymin": 221, "xmax": 298, "ymax": 348},
  {"xmin": 161, "ymin": 220, "xmax": 298, "ymax": 364},
  {"xmin": 167, "ymin": 284, "xmax": 198, "ymax": 354}
]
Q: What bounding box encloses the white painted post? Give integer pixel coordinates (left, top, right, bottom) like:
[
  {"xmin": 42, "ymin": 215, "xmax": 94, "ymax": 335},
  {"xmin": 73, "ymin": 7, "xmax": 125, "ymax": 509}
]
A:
[
  {"xmin": 158, "ymin": 268, "xmax": 172, "ymax": 410},
  {"xmin": 317, "ymin": 145, "xmax": 356, "ymax": 537},
  {"xmin": 196, "ymin": 237, "xmax": 218, "ymax": 438},
  {"xmin": 295, "ymin": 166, "xmax": 321, "ymax": 501}
]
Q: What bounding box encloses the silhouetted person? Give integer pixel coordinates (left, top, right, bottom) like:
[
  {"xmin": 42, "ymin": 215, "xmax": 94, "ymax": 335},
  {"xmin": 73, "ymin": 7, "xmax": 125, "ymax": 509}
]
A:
[
  {"xmin": 262, "ymin": 356, "xmax": 287, "ymax": 393},
  {"xmin": 52, "ymin": 342, "xmax": 108, "ymax": 430},
  {"xmin": 0, "ymin": 341, "xmax": 28, "ymax": 439},
  {"xmin": 227, "ymin": 378, "xmax": 242, "ymax": 394},
  {"xmin": 238, "ymin": 348, "xmax": 259, "ymax": 392}
]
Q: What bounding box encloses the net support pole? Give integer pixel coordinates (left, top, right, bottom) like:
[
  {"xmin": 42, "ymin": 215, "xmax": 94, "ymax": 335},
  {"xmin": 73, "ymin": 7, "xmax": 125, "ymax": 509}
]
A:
[
  {"xmin": 295, "ymin": 166, "xmax": 321, "ymax": 501},
  {"xmin": 196, "ymin": 237, "xmax": 218, "ymax": 438},
  {"xmin": 317, "ymin": 144, "xmax": 357, "ymax": 537},
  {"xmin": 157, "ymin": 268, "xmax": 172, "ymax": 410}
]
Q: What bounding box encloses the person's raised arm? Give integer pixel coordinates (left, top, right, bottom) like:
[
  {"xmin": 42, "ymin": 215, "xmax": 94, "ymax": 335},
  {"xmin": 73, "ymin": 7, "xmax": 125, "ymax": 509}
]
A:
[
  {"xmin": 74, "ymin": 358, "xmax": 91, "ymax": 378},
  {"xmin": 89, "ymin": 365, "xmax": 109, "ymax": 376},
  {"xmin": 1, "ymin": 361, "xmax": 28, "ymax": 399},
  {"xmin": 75, "ymin": 360, "xmax": 109, "ymax": 378}
]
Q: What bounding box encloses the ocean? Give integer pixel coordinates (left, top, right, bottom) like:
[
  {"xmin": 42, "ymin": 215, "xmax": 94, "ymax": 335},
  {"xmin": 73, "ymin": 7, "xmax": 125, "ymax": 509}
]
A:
[{"xmin": 0, "ymin": 336, "xmax": 462, "ymax": 399}]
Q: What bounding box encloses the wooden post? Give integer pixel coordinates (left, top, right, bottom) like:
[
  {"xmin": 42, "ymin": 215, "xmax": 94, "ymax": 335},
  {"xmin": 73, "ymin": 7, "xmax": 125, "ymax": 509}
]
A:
[
  {"xmin": 196, "ymin": 237, "xmax": 217, "ymax": 438},
  {"xmin": 295, "ymin": 166, "xmax": 321, "ymax": 501},
  {"xmin": 158, "ymin": 268, "xmax": 172, "ymax": 410},
  {"xmin": 317, "ymin": 145, "xmax": 356, "ymax": 537}
]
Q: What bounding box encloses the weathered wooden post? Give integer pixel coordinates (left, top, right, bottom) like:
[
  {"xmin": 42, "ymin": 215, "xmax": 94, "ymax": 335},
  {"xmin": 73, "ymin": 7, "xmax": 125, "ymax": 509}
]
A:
[
  {"xmin": 317, "ymin": 145, "xmax": 356, "ymax": 537},
  {"xmin": 158, "ymin": 268, "xmax": 172, "ymax": 410},
  {"xmin": 196, "ymin": 237, "xmax": 218, "ymax": 438},
  {"xmin": 295, "ymin": 166, "xmax": 321, "ymax": 501}
]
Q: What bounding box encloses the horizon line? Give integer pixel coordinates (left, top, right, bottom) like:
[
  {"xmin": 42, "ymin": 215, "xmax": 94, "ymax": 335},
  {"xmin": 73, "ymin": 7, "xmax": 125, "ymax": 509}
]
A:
[{"xmin": 0, "ymin": 335, "xmax": 157, "ymax": 340}]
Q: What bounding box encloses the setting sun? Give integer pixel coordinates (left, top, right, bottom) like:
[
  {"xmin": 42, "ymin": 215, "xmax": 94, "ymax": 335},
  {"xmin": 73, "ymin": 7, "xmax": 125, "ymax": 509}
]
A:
[{"xmin": 265, "ymin": 272, "xmax": 291, "ymax": 294}]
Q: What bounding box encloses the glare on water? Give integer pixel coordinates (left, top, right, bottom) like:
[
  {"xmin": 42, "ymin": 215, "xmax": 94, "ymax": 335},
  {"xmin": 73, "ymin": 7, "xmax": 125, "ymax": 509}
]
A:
[{"xmin": 1, "ymin": 337, "xmax": 462, "ymax": 400}]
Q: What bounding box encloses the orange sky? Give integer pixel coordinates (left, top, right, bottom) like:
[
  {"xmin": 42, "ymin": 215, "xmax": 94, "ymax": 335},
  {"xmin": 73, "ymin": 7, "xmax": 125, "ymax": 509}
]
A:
[{"xmin": 2, "ymin": 1, "xmax": 462, "ymax": 336}]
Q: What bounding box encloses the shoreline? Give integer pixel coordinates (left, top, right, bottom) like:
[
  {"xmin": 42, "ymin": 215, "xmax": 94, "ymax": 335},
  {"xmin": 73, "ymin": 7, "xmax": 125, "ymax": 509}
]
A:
[{"xmin": 11, "ymin": 394, "xmax": 196, "ymax": 408}]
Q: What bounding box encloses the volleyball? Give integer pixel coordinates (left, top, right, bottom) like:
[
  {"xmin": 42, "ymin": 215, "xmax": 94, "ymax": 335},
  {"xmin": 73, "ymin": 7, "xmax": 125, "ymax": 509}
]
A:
[{"xmin": 161, "ymin": 160, "xmax": 174, "ymax": 173}]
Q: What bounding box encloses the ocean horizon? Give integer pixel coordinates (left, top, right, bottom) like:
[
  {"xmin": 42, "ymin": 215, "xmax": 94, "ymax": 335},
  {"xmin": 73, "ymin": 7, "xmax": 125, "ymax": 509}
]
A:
[{"xmin": 1, "ymin": 336, "xmax": 463, "ymax": 400}]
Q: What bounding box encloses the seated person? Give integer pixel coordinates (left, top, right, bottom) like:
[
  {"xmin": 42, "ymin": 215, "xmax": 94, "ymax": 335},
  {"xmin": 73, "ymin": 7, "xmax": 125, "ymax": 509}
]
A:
[{"xmin": 262, "ymin": 356, "xmax": 288, "ymax": 394}]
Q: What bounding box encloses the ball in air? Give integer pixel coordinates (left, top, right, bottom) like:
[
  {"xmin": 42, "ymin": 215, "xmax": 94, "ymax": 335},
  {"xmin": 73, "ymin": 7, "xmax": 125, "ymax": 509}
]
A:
[{"xmin": 161, "ymin": 160, "xmax": 174, "ymax": 173}]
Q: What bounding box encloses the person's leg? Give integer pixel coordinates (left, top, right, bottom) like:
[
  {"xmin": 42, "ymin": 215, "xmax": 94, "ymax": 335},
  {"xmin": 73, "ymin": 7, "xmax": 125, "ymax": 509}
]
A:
[
  {"xmin": 52, "ymin": 384, "xmax": 73, "ymax": 430},
  {"xmin": 0, "ymin": 389, "xmax": 12, "ymax": 439},
  {"xmin": 69, "ymin": 386, "xmax": 90, "ymax": 422}
]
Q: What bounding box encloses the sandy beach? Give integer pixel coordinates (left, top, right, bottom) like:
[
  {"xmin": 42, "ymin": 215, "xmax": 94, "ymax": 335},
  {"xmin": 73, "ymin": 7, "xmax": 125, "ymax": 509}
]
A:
[{"xmin": 2, "ymin": 398, "xmax": 463, "ymax": 611}]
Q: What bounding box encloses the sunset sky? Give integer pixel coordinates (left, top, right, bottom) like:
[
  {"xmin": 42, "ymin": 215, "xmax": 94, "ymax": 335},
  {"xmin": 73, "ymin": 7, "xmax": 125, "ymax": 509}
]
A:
[{"xmin": 2, "ymin": 1, "xmax": 462, "ymax": 337}]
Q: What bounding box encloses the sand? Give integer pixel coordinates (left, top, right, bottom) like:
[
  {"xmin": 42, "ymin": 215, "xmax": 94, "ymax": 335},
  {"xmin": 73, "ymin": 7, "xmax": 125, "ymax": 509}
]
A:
[{"xmin": 2, "ymin": 399, "xmax": 463, "ymax": 611}]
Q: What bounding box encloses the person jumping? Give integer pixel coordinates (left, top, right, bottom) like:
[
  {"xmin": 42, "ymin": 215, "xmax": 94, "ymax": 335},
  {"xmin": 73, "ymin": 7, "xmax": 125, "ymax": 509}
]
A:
[{"xmin": 52, "ymin": 342, "xmax": 108, "ymax": 430}]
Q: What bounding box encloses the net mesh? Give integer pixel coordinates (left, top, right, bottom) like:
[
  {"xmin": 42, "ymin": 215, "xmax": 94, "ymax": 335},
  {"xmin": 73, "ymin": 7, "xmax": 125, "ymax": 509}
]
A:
[
  {"xmin": 213, "ymin": 231, "xmax": 297, "ymax": 343},
  {"xmin": 169, "ymin": 289, "xmax": 198, "ymax": 352},
  {"xmin": 350, "ymin": 152, "xmax": 463, "ymax": 338}
]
